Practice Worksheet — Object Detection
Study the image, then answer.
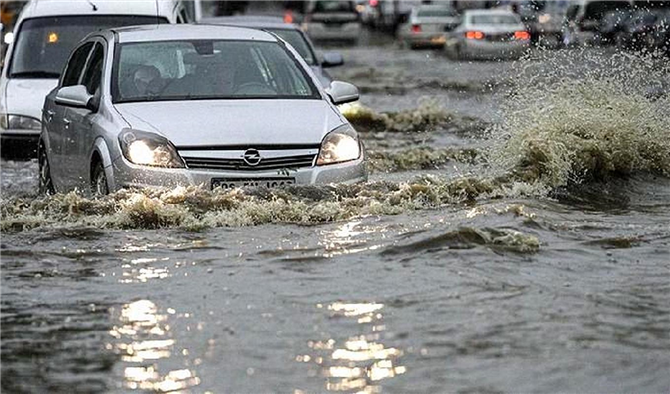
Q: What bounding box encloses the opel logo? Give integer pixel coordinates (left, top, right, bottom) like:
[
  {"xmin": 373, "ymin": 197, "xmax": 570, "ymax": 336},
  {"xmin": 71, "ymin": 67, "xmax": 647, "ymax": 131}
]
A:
[{"xmin": 243, "ymin": 148, "xmax": 262, "ymax": 166}]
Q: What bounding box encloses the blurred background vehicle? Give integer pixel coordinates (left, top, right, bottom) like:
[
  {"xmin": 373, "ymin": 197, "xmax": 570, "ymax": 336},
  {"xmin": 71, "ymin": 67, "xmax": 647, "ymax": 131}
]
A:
[
  {"xmin": 562, "ymin": 0, "xmax": 634, "ymax": 46},
  {"xmin": 302, "ymin": 0, "xmax": 362, "ymax": 45},
  {"xmin": 397, "ymin": 3, "xmax": 460, "ymax": 49},
  {"xmin": 450, "ymin": 8, "xmax": 531, "ymax": 60},
  {"xmin": 199, "ymin": 15, "xmax": 345, "ymax": 86},
  {"xmin": 618, "ymin": 0, "xmax": 670, "ymax": 51},
  {"xmin": 0, "ymin": 0, "xmax": 193, "ymax": 159}
]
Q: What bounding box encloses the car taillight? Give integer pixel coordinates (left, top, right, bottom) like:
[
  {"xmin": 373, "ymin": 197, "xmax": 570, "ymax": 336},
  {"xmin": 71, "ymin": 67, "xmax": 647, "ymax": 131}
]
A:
[
  {"xmin": 465, "ymin": 31, "xmax": 484, "ymax": 40},
  {"xmin": 412, "ymin": 24, "xmax": 422, "ymax": 34},
  {"xmin": 370, "ymin": 0, "xmax": 378, "ymax": 7},
  {"xmin": 284, "ymin": 11, "xmax": 294, "ymax": 24},
  {"xmin": 514, "ymin": 31, "xmax": 530, "ymax": 40}
]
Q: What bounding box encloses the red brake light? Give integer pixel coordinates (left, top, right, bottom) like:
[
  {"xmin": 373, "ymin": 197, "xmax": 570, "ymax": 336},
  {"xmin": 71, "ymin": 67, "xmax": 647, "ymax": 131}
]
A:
[
  {"xmin": 412, "ymin": 24, "xmax": 422, "ymax": 34},
  {"xmin": 283, "ymin": 11, "xmax": 294, "ymax": 24},
  {"xmin": 370, "ymin": 0, "xmax": 379, "ymax": 7},
  {"xmin": 514, "ymin": 31, "xmax": 530, "ymax": 40},
  {"xmin": 465, "ymin": 31, "xmax": 484, "ymax": 40}
]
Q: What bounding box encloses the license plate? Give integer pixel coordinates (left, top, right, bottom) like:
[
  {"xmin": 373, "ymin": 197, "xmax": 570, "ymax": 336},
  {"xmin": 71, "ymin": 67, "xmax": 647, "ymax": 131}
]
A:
[{"xmin": 212, "ymin": 178, "xmax": 296, "ymax": 190}]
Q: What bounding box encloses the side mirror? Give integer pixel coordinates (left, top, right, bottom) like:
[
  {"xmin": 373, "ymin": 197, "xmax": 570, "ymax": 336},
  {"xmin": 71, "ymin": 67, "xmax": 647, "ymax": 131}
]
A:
[
  {"xmin": 321, "ymin": 52, "xmax": 344, "ymax": 68},
  {"xmin": 326, "ymin": 81, "xmax": 359, "ymax": 105},
  {"xmin": 55, "ymin": 85, "xmax": 95, "ymax": 111}
]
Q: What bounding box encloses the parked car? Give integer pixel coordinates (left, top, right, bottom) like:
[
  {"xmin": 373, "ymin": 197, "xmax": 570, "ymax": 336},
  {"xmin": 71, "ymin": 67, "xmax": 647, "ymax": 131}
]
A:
[
  {"xmin": 397, "ymin": 4, "xmax": 460, "ymax": 49},
  {"xmin": 0, "ymin": 0, "xmax": 192, "ymax": 158},
  {"xmin": 562, "ymin": 0, "xmax": 634, "ymax": 46},
  {"xmin": 618, "ymin": 1, "xmax": 670, "ymax": 50},
  {"xmin": 200, "ymin": 15, "xmax": 344, "ymax": 87},
  {"xmin": 450, "ymin": 9, "xmax": 531, "ymax": 60},
  {"xmin": 303, "ymin": 0, "xmax": 361, "ymax": 44},
  {"xmin": 38, "ymin": 25, "xmax": 367, "ymax": 195}
]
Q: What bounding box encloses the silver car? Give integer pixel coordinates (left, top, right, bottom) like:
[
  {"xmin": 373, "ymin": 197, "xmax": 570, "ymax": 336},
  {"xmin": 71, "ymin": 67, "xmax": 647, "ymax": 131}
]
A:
[
  {"xmin": 450, "ymin": 9, "xmax": 531, "ymax": 60},
  {"xmin": 38, "ymin": 24, "xmax": 366, "ymax": 195}
]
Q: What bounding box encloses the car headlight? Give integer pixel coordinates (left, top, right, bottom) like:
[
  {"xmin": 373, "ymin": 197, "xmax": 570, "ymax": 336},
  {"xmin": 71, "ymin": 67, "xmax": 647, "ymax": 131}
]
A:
[
  {"xmin": 0, "ymin": 114, "xmax": 41, "ymax": 130},
  {"xmin": 118, "ymin": 129, "xmax": 184, "ymax": 168},
  {"xmin": 316, "ymin": 124, "xmax": 361, "ymax": 166}
]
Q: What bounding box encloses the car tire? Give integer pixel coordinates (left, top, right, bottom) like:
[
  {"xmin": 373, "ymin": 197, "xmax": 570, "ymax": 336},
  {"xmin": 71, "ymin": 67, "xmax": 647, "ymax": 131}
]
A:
[
  {"xmin": 38, "ymin": 145, "xmax": 56, "ymax": 196},
  {"xmin": 91, "ymin": 160, "xmax": 109, "ymax": 197}
]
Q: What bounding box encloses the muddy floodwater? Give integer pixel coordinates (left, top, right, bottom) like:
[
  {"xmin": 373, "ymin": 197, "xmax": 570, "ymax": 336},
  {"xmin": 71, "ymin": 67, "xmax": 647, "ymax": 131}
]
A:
[{"xmin": 2, "ymin": 43, "xmax": 670, "ymax": 393}]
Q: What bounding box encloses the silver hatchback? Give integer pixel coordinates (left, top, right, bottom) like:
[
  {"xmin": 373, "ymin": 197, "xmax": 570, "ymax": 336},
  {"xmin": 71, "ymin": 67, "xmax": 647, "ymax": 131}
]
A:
[{"xmin": 39, "ymin": 24, "xmax": 366, "ymax": 195}]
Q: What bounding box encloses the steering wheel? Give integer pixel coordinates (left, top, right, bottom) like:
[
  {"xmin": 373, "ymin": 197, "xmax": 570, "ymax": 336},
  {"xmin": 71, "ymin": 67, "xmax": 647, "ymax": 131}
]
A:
[{"xmin": 234, "ymin": 82, "xmax": 277, "ymax": 95}]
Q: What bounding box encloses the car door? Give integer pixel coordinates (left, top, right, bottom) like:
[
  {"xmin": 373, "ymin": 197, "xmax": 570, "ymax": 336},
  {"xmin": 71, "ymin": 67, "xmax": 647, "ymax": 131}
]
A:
[
  {"xmin": 62, "ymin": 40, "xmax": 105, "ymax": 191},
  {"xmin": 45, "ymin": 41, "xmax": 93, "ymax": 186}
]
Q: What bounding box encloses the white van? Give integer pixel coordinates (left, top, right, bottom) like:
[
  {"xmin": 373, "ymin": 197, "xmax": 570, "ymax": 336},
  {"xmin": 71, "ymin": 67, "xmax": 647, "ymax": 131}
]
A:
[{"xmin": 0, "ymin": 0, "xmax": 193, "ymax": 157}]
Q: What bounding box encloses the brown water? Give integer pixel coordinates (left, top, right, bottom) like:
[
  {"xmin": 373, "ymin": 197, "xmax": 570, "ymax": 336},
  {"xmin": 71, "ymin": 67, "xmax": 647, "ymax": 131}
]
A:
[{"xmin": 2, "ymin": 45, "xmax": 669, "ymax": 393}]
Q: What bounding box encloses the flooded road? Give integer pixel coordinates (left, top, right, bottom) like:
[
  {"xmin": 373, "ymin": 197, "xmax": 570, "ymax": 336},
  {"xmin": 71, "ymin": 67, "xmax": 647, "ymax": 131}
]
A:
[{"xmin": 2, "ymin": 42, "xmax": 670, "ymax": 393}]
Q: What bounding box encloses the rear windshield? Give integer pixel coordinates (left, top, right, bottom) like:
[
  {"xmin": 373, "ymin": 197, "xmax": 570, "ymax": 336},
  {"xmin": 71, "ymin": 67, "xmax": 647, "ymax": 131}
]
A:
[
  {"xmin": 113, "ymin": 40, "xmax": 319, "ymax": 103},
  {"xmin": 8, "ymin": 15, "xmax": 167, "ymax": 79},
  {"xmin": 418, "ymin": 8, "xmax": 458, "ymax": 18},
  {"xmin": 471, "ymin": 14, "xmax": 521, "ymax": 24},
  {"xmin": 313, "ymin": 1, "xmax": 356, "ymax": 13},
  {"xmin": 266, "ymin": 29, "xmax": 316, "ymax": 65}
]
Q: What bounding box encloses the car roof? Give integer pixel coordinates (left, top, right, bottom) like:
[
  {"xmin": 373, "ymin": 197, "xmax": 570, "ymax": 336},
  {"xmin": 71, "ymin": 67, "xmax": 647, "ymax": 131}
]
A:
[
  {"xmin": 112, "ymin": 24, "xmax": 279, "ymax": 44},
  {"xmin": 200, "ymin": 16, "xmax": 300, "ymax": 31},
  {"xmin": 17, "ymin": 0, "xmax": 176, "ymax": 19}
]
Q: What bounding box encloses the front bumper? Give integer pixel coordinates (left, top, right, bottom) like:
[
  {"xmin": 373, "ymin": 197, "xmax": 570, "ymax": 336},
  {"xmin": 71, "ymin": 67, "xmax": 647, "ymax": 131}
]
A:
[
  {"xmin": 110, "ymin": 154, "xmax": 368, "ymax": 192},
  {"xmin": 0, "ymin": 129, "xmax": 40, "ymax": 157}
]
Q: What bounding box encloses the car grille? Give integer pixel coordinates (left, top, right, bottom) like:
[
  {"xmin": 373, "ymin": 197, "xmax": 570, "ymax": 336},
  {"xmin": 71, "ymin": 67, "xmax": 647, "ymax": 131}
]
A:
[{"xmin": 183, "ymin": 154, "xmax": 317, "ymax": 171}]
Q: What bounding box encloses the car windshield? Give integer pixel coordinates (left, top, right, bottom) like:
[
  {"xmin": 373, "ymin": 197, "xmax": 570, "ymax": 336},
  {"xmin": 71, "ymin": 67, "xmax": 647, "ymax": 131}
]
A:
[
  {"xmin": 8, "ymin": 15, "xmax": 167, "ymax": 79},
  {"xmin": 418, "ymin": 8, "xmax": 457, "ymax": 18},
  {"xmin": 471, "ymin": 14, "xmax": 522, "ymax": 25},
  {"xmin": 113, "ymin": 40, "xmax": 319, "ymax": 103},
  {"xmin": 266, "ymin": 29, "xmax": 316, "ymax": 65}
]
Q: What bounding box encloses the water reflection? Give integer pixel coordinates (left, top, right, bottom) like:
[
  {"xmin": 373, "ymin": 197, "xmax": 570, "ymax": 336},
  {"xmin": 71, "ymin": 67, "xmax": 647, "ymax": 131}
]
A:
[
  {"xmin": 319, "ymin": 221, "xmax": 383, "ymax": 258},
  {"xmin": 108, "ymin": 300, "xmax": 200, "ymax": 391},
  {"xmin": 299, "ymin": 302, "xmax": 406, "ymax": 393}
]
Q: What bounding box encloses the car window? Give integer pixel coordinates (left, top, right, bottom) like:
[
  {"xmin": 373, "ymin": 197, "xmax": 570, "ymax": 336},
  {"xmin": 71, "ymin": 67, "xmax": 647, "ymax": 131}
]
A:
[
  {"xmin": 313, "ymin": 1, "xmax": 355, "ymax": 13},
  {"xmin": 266, "ymin": 29, "xmax": 316, "ymax": 65},
  {"xmin": 81, "ymin": 43, "xmax": 104, "ymax": 95},
  {"xmin": 61, "ymin": 42, "xmax": 94, "ymax": 87},
  {"xmin": 113, "ymin": 40, "xmax": 319, "ymax": 103},
  {"xmin": 7, "ymin": 15, "xmax": 168, "ymax": 79}
]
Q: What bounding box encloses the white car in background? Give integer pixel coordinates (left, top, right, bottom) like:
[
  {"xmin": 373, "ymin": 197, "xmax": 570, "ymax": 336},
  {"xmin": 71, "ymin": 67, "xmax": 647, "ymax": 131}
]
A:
[
  {"xmin": 450, "ymin": 9, "xmax": 531, "ymax": 60},
  {"xmin": 0, "ymin": 0, "xmax": 191, "ymax": 158},
  {"xmin": 398, "ymin": 4, "xmax": 460, "ymax": 49}
]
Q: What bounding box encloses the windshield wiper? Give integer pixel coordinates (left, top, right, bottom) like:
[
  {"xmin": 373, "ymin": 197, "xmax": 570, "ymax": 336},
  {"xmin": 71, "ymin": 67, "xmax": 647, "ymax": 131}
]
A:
[{"xmin": 10, "ymin": 71, "xmax": 60, "ymax": 79}]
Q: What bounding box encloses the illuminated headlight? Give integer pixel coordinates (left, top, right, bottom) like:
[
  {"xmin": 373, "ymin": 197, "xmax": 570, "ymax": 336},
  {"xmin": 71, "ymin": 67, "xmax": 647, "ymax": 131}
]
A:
[
  {"xmin": 317, "ymin": 124, "xmax": 361, "ymax": 166},
  {"xmin": 0, "ymin": 114, "xmax": 41, "ymax": 130},
  {"xmin": 118, "ymin": 129, "xmax": 184, "ymax": 168},
  {"xmin": 3, "ymin": 32, "xmax": 14, "ymax": 45}
]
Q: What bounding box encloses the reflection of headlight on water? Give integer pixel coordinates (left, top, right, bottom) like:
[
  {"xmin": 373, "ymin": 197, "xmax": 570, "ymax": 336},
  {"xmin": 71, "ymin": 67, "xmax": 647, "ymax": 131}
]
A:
[
  {"xmin": 538, "ymin": 14, "xmax": 551, "ymax": 24},
  {"xmin": 3, "ymin": 32, "xmax": 13, "ymax": 45}
]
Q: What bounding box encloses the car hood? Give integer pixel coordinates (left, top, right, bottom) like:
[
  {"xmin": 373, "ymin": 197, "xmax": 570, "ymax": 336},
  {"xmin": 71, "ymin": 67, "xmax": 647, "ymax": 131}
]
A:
[
  {"xmin": 3, "ymin": 79, "xmax": 58, "ymax": 120},
  {"xmin": 115, "ymin": 99, "xmax": 344, "ymax": 147}
]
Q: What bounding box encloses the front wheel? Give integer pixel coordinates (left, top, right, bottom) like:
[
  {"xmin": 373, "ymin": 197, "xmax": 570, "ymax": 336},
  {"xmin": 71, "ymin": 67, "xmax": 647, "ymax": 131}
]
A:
[
  {"xmin": 38, "ymin": 146, "xmax": 56, "ymax": 195},
  {"xmin": 90, "ymin": 161, "xmax": 109, "ymax": 197}
]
